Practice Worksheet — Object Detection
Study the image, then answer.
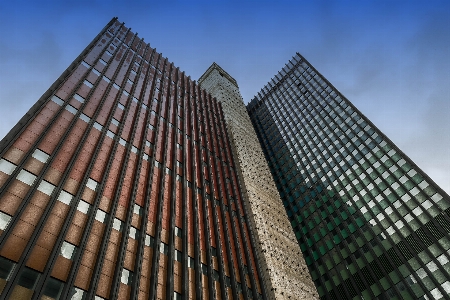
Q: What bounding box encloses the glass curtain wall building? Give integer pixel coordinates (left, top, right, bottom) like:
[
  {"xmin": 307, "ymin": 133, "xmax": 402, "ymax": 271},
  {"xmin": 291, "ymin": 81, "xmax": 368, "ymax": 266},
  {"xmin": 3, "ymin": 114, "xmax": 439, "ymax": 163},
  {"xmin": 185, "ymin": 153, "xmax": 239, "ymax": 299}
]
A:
[{"xmin": 247, "ymin": 53, "xmax": 450, "ymax": 300}]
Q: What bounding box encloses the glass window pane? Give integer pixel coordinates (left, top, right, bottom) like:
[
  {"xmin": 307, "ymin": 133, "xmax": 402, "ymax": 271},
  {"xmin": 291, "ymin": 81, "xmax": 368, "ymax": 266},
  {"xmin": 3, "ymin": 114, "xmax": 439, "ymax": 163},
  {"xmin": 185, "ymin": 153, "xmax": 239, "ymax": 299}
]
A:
[
  {"xmin": 0, "ymin": 211, "xmax": 12, "ymax": 231},
  {"xmin": 16, "ymin": 169, "xmax": 37, "ymax": 186},
  {"xmin": 17, "ymin": 267, "xmax": 40, "ymax": 290},
  {"xmin": 32, "ymin": 149, "xmax": 50, "ymax": 163},
  {"xmin": 60, "ymin": 241, "xmax": 76, "ymax": 260}
]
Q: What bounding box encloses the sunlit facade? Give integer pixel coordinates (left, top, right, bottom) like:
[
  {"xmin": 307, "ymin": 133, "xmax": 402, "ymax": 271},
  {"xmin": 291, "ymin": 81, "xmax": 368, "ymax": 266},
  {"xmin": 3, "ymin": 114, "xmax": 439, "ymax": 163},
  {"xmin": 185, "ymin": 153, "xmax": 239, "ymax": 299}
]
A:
[{"xmin": 0, "ymin": 18, "xmax": 267, "ymax": 300}]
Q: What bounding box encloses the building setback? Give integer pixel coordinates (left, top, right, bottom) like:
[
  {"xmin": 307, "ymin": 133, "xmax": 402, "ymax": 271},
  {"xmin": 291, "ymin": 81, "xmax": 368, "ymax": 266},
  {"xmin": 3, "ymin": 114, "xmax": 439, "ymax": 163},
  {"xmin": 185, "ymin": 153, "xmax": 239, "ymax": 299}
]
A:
[
  {"xmin": 0, "ymin": 18, "xmax": 280, "ymax": 300},
  {"xmin": 247, "ymin": 53, "xmax": 450, "ymax": 300}
]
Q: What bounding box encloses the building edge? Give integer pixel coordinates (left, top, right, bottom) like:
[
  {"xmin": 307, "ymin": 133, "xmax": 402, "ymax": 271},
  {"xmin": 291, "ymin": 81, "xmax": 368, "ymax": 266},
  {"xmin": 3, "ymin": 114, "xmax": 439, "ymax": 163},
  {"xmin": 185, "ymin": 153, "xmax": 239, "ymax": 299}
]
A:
[
  {"xmin": 293, "ymin": 52, "xmax": 450, "ymax": 200},
  {"xmin": 249, "ymin": 52, "xmax": 449, "ymax": 201},
  {"xmin": 0, "ymin": 17, "xmax": 119, "ymax": 156}
]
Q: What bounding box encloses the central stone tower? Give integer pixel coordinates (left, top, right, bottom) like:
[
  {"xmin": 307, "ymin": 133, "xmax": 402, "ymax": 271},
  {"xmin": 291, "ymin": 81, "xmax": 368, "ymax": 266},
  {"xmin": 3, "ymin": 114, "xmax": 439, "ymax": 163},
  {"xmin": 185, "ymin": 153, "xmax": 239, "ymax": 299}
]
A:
[{"xmin": 199, "ymin": 63, "xmax": 319, "ymax": 300}]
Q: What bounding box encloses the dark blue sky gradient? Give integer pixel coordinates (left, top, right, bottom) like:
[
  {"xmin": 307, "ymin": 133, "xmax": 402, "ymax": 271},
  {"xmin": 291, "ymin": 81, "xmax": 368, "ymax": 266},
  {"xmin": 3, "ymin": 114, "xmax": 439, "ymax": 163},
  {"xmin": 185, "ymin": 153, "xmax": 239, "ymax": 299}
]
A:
[{"xmin": 1, "ymin": 0, "xmax": 449, "ymax": 193}]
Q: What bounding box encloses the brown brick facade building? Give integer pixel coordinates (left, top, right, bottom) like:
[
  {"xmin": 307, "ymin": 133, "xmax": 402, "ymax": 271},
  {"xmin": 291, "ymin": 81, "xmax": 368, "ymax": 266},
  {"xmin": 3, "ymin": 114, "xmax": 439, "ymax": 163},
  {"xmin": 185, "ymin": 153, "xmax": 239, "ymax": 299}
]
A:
[{"xmin": 0, "ymin": 18, "xmax": 277, "ymax": 300}]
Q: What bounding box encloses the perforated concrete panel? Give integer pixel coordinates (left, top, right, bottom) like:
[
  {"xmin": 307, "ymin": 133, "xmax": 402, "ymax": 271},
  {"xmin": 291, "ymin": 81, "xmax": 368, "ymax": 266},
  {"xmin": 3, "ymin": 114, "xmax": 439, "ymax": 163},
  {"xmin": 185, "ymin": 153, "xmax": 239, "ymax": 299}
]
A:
[{"xmin": 199, "ymin": 63, "xmax": 318, "ymax": 300}]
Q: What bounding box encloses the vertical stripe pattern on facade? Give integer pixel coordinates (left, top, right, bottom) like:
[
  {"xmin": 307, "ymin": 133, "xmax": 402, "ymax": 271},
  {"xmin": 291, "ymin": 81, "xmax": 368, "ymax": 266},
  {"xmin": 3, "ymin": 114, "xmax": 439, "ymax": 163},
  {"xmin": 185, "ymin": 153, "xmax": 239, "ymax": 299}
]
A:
[{"xmin": 0, "ymin": 18, "xmax": 265, "ymax": 300}]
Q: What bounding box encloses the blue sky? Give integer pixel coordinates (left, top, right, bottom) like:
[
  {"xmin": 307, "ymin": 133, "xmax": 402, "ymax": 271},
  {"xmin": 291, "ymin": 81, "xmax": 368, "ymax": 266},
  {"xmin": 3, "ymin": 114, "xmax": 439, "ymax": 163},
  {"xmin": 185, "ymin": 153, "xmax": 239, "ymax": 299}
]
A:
[{"xmin": 0, "ymin": 0, "xmax": 449, "ymax": 194}]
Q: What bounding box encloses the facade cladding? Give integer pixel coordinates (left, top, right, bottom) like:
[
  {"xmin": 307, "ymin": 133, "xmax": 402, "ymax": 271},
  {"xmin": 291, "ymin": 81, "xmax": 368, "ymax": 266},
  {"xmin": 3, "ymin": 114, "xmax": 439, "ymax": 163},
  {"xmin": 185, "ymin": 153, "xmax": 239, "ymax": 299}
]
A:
[
  {"xmin": 0, "ymin": 18, "xmax": 268, "ymax": 300},
  {"xmin": 247, "ymin": 53, "xmax": 450, "ymax": 300}
]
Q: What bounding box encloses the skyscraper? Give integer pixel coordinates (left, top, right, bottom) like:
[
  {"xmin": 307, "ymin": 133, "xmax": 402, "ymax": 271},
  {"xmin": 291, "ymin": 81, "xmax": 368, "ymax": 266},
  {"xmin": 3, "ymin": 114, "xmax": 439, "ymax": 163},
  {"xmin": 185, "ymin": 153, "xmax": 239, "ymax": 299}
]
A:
[
  {"xmin": 0, "ymin": 18, "xmax": 281, "ymax": 300},
  {"xmin": 247, "ymin": 53, "xmax": 450, "ymax": 300},
  {"xmin": 0, "ymin": 17, "xmax": 449, "ymax": 300}
]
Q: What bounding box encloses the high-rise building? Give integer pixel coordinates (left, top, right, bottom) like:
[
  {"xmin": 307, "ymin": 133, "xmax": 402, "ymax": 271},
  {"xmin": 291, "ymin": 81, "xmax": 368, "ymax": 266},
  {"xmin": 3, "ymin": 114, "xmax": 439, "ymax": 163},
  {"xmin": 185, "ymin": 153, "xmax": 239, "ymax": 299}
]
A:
[
  {"xmin": 247, "ymin": 53, "xmax": 450, "ymax": 300},
  {"xmin": 0, "ymin": 18, "xmax": 276, "ymax": 300},
  {"xmin": 0, "ymin": 17, "xmax": 449, "ymax": 300}
]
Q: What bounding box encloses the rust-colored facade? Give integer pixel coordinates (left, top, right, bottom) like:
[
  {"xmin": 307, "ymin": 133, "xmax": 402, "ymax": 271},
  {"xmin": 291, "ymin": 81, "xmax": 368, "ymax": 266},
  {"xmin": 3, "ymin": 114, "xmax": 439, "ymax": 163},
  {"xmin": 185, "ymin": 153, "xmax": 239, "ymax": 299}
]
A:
[{"xmin": 0, "ymin": 18, "xmax": 266, "ymax": 300}]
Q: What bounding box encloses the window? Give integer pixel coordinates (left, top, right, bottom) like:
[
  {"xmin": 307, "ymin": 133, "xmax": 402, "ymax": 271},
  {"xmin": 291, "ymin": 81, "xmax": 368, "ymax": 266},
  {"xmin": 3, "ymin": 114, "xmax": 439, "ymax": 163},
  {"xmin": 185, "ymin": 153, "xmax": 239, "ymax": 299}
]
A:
[
  {"xmin": 37, "ymin": 180, "xmax": 55, "ymax": 196},
  {"xmin": 113, "ymin": 218, "xmax": 123, "ymax": 232},
  {"xmin": 175, "ymin": 250, "xmax": 182, "ymax": 262},
  {"xmin": 0, "ymin": 159, "xmax": 16, "ymax": 175},
  {"xmin": 95, "ymin": 209, "xmax": 106, "ymax": 223},
  {"xmin": 225, "ymin": 276, "xmax": 231, "ymax": 287},
  {"xmin": 145, "ymin": 234, "xmax": 154, "ymax": 247},
  {"xmin": 80, "ymin": 114, "xmax": 91, "ymax": 123},
  {"xmin": 121, "ymin": 268, "xmax": 131, "ymax": 285},
  {"xmin": 57, "ymin": 190, "xmax": 73, "ymax": 206},
  {"xmin": 175, "ymin": 226, "xmax": 182, "ymax": 237},
  {"xmin": 129, "ymin": 227, "xmax": 137, "ymax": 239},
  {"xmin": 32, "ymin": 149, "xmax": 50, "ymax": 164},
  {"xmin": 188, "ymin": 256, "xmax": 194, "ymax": 268},
  {"xmin": 0, "ymin": 211, "xmax": 12, "ymax": 231},
  {"xmin": 83, "ymin": 80, "xmax": 93, "ymax": 88},
  {"xmin": 133, "ymin": 204, "xmax": 142, "ymax": 216},
  {"xmin": 106, "ymin": 130, "xmax": 115, "ymax": 139},
  {"xmin": 72, "ymin": 94, "xmax": 85, "ymax": 104},
  {"xmin": 17, "ymin": 169, "xmax": 37, "ymax": 186},
  {"xmin": 86, "ymin": 178, "xmax": 98, "ymax": 191},
  {"xmin": 17, "ymin": 267, "xmax": 40, "ymax": 290},
  {"xmin": 52, "ymin": 96, "xmax": 64, "ymax": 106},
  {"xmin": 201, "ymin": 263, "xmax": 208, "ymax": 275},
  {"xmin": 77, "ymin": 200, "xmax": 91, "ymax": 214},
  {"xmin": 93, "ymin": 122, "xmax": 103, "ymax": 131},
  {"xmin": 0, "ymin": 256, "xmax": 16, "ymax": 281},
  {"xmin": 111, "ymin": 118, "xmax": 120, "ymax": 126},
  {"xmin": 65, "ymin": 105, "xmax": 77, "ymax": 115},
  {"xmin": 159, "ymin": 242, "xmax": 168, "ymax": 255},
  {"xmin": 60, "ymin": 241, "xmax": 76, "ymax": 260}
]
